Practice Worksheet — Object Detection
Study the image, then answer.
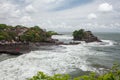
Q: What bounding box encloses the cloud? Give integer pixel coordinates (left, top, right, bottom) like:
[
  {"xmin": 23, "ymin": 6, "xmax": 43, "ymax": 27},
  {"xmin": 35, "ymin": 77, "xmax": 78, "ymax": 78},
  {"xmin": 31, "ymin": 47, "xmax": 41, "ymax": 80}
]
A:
[
  {"xmin": 0, "ymin": 0, "xmax": 120, "ymax": 32},
  {"xmin": 0, "ymin": 3, "xmax": 16, "ymax": 14},
  {"xmin": 20, "ymin": 16, "xmax": 32, "ymax": 23},
  {"xmin": 25, "ymin": 5, "xmax": 35, "ymax": 12},
  {"xmin": 43, "ymin": 0, "xmax": 57, "ymax": 4},
  {"xmin": 44, "ymin": 0, "xmax": 93, "ymax": 11},
  {"xmin": 88, "ymin": 13, "xmax": 97, "ymax": 19},
  {"xmin": 11, "ymin": 10, "xmax": 21, "ymax": 17},
  {"xmin": 98, "ymin": 3, "xmax": 113, "ymax": 12},
  {"xmin": 0, "ymin": 2, "xmax": 22, "ymax": 19}
]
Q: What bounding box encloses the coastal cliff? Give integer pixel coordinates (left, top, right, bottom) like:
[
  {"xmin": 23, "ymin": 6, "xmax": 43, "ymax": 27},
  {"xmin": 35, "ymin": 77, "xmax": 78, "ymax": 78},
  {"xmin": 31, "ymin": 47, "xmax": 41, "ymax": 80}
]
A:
[{"xmin": 0, "ymin": 24, "xmax": 59, "ymax": 55}]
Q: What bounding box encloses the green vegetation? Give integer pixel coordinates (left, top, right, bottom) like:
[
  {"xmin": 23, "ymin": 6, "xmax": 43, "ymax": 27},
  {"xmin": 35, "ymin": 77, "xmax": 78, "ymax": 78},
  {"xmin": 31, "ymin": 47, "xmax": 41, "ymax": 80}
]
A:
[
  {"xmin": 20, "ymin": 26, "xmax": 49, "ymax": 42},
  {"xmin": 28, "ymin": 64, "xmax": 120, "ymax": 80},
  {"xmin": 0, "ymin": 24, "xmax": 11, "ymax": 30},
  {"xmin": 0, "ymin": 24, "xmax": 24, "ymax": 41},
  {"xmin": 0, "ymin": 24, "xmax": 54, "ymax": 42},
  {"xmin": 0, "ymin": 30, "xmax": 17, "ymax": 41},
  {"xmin": 73, "ymin": 29, "xmax": 85, "ymax": 40},
  {"xmin": 73, "ymin": 29, "xmax": 101, "ymax": 42},
  {"xmin": 28, "ymin": 72, "xmax": 70, "ymax": 80},
  {"xmin": 46, "ymin": 31, "xmax": 58, "ymax": 37}
]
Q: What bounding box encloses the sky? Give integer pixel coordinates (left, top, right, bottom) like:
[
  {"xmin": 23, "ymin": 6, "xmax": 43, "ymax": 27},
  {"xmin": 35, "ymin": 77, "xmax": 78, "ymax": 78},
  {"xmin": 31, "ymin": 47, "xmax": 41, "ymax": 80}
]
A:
[{"xmin": 0, "ymin": 0, "xmax": 120, "ymax": 32}]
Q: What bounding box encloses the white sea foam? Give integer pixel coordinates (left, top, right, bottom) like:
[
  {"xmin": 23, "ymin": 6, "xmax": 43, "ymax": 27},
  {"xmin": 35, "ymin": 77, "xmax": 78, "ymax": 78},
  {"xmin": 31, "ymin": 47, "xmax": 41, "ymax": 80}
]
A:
[
  {"xmin": 0, "ymin": 43, "xmax": 106, "ymax": 80},
  {"xmin": 52, "ymin": 35, "xmax": 118, "ymax": 47},
  {"xmin": 52, "ymin": 35, "xmax": 73, "ymax": 40},
  {"xmin": 101, "ymin": 40, "xmax": 116, "ymax": 46},
  {"xmin": 82, "ymin": 40, "xmax": 117, "ymax": 47},
  {"xmin": 0, "ymin": 35, "xmax": 114, "ymax": 80}
]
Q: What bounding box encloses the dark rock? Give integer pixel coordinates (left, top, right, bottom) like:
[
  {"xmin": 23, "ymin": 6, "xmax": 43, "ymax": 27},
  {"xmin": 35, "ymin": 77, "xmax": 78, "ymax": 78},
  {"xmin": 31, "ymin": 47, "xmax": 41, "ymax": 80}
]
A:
[
  {"xmin": 82, "ymin": 31, "xmax": 101, "ymax": 42},
  {"xmin": 0, "ymin": 51, "xmax": 23, "ymax": 55},
  {"xmin": 0, "ymin": 43, "xmax": 30, "ymax": 55},
  {"xmin": 73, "ymin": 30, "xmax": 101, "ymax": 42},
  {"xmin": 55, "ymin": 41, "xmax": 64, "ymax": 45},
  {"xmin": 69, "ymin": 42, "xmax": 81, "ymax": 45}
]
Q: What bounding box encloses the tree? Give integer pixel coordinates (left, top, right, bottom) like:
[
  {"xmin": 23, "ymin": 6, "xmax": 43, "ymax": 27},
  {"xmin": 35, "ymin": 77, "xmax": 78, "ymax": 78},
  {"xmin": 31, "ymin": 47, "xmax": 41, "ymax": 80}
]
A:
[
  {"xmin": 0, "ymin": 24, "xmax": 8, "ymax": 30},
  {"xmin": 20, "ymin": 26, "xmax": 49, "ymax": 42},
  {"xmin": 0, "ymin": 24, "xmax": 54, "ymax": 42},
  {"xmin": 0, "ymin": 35, "xmax": 5, "ymax": 40},
  {"xmin": 46, "ymin": 31, "xmax": 58, "ymax": 37},
  {"xmin": 73, "ymin": 29, "xmax": 85, "ymax": 40},
  {"xmin": 7, "ymin": 31, "xmax": 17, "ymax": 40}
]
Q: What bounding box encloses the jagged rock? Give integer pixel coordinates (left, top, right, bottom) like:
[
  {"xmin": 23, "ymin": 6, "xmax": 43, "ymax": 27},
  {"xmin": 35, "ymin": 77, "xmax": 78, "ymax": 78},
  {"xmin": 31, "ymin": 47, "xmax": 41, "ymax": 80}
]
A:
[{"xmin": 73, "ymin": 29, "xmax": 101, "ymax": 43}]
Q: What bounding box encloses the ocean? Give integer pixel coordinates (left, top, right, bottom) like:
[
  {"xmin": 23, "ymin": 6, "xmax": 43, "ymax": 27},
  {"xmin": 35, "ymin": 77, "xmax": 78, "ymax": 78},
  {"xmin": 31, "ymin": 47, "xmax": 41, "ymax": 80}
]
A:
[{"xmin": 0, "ymin": 32, "xmax": 120, "ymax": 80}]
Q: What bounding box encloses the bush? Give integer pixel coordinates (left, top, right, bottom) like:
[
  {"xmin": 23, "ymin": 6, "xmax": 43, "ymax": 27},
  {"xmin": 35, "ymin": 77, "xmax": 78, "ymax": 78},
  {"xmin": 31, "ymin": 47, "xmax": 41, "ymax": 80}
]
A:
[
  {"xmin": 28, "ymin": 64, "xmax": 120, "ymax": 80},
  {"xmin": 28, "ymin": 72, "xmax": 71, "ymax": 80},
  {"xmin": 20, "ymin": 26, "xmax": 48, "ymax": 42},
  {"xmin": 46, "ymin": 31, "xmax": 58, "ymax": 37},
  {"xmin": 0, "ymin": 24, "xmax": 8, "ymax": 30},
  {"xmin": 73, "ymin": 29, "xmax": 85, "ymax": 40},
  {"xmin": 0, "ymin": 35, "xmax": 5, "ymax": 40},
  {"xmin": 0, "ymin": 24, "xmax": 56, "ymax": 42}
]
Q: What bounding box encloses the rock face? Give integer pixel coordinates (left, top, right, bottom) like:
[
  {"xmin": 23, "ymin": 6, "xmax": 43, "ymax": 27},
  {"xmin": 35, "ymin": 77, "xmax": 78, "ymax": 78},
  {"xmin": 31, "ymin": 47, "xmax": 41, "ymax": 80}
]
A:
[
  {"xmin": 82, "ymin": 31, "xmax": 101, "ymax": 42},
  {"xmin": 73, "ymin": 29, "xmax": 101, "ymax": 42}
]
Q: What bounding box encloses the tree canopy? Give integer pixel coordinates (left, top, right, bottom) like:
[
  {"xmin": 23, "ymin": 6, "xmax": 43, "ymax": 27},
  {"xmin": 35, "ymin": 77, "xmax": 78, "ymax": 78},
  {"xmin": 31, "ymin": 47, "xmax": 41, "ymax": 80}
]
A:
[
  {"xmin": 73, "ymin": 29, "xmax": 85, "ymax": 40},
  {"xmin": 0, "ymin": 24, "xmax": 55, "ymax": 42}
]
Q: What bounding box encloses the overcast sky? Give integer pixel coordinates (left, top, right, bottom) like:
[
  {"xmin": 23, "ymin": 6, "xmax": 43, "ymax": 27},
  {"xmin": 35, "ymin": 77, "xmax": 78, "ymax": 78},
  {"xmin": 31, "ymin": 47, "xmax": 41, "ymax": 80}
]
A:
[{"xmin": 0, "ymin": 0, "xmax": 120, "ymax": 32}]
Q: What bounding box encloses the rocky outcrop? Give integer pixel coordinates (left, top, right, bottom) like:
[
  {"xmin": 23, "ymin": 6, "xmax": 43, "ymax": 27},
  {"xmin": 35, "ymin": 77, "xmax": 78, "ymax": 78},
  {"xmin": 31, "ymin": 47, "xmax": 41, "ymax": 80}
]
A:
[
  {"xmin": 0, "ymin": 43, "xmax": 29, "ymax": 55},
  {"xmin": 82, "ymin": 31, "xmax": 101, "ymax": 42},
  {"xmin": 73, "ymin": 29, "xmax": 101, "ymax": 43}
]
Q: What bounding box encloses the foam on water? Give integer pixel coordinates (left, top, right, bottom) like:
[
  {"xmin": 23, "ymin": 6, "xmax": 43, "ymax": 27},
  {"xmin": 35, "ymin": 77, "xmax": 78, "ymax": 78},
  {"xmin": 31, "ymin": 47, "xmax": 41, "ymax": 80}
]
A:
[
  {"xmin": 0, "ymin": 43, "xmax": 106, "ymax": 80},
  {"xmin": 52, "ymin": 35, "xmax": 118, "ymax": 47},
  {"xmin": 82, "ymin": 40, "xmax": 118, "ymax": 47},
  {"xmin": 52, "ymin": 35, "xmax": 73, "ymax": 40},
  {"xmin": 0, "ymin": 35, "xmax": 116, "ymax": 80}
]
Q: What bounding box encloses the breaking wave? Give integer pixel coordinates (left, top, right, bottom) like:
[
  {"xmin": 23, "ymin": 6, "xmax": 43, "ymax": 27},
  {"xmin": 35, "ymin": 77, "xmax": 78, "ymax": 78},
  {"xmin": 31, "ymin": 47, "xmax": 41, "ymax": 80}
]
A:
[
  {"xmin": 81, "ymin": 40, "xmax": 118, "ymax": 47},
  {"xmin": 0, "ymin": 35, "xmax": 119, "ymax": 80}
]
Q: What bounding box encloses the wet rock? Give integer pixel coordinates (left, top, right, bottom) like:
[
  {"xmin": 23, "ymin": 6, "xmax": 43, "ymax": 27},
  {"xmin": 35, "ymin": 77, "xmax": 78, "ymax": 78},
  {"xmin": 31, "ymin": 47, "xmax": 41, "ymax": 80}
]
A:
[{"xmin": 0, "ymin": 51, "xmax": 23, "ymax": 55}]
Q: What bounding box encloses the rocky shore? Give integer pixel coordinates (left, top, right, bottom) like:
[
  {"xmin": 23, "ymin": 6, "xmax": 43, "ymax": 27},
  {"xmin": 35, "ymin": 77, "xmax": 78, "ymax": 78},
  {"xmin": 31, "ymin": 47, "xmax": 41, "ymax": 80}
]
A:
[
  {"xmin": 0, "ymin": 43, "xmax": 29, "ymax": 55},
  {"xmin": 0, "ymin": 24, "xmax": 101, "ymax": 55},
  {"xmin": 0, "ymin": 24, "xmax": 62, "ymax": 55},
  {"xmin": 0, "ymin": 40, "xmax": 81, "ymax": 55}
]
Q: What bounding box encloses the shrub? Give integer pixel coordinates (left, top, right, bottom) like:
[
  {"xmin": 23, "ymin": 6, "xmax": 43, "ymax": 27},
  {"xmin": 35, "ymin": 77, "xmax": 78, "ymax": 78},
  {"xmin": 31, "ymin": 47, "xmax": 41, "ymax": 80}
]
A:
[
  {"xmin": 0, "ymin": 24, "xmax": 8, "ymax": 30},
  {"xmin": 73, "ymin": 29, "xmax": 85, "ymax": 40},
  {"xmin": 46, "ymin": 31, "xmax": 58, "ymax": 37},
  {"xmin": 28, "ymin": 72, "xmax": 71, "ymax": 80},
  {"xmin": 20, "ymin": 26, "xmax": 48, "ymax": 42},
  {"xmin": 0, "ymin": 35, "xmax": 5, "ymax": 40},
  {"xmin": 28, "ymin": 64, "xmax": 120, "ymax": 80},
  {"xmin": 0, "ymin": 24, "xmax": 53, "ymax": 42}
]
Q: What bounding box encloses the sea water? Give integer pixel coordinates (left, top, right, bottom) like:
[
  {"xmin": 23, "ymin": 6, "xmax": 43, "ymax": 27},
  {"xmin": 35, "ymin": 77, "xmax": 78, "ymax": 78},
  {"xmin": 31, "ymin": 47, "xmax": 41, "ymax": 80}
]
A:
[{"xmin": 0, "ymin": 33, "xmax": 120, "ymax": 80}]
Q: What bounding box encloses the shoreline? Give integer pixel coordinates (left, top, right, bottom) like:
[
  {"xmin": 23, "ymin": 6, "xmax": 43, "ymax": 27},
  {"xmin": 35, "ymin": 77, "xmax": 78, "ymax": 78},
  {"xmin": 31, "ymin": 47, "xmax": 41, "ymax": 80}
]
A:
[
  {"xmin": 0, "ymin": 41, "xmax": 81, "ymax": 55},
  {"xmin": 0, "ymin": 42, "xmax": 58, "ymax": 55}
]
